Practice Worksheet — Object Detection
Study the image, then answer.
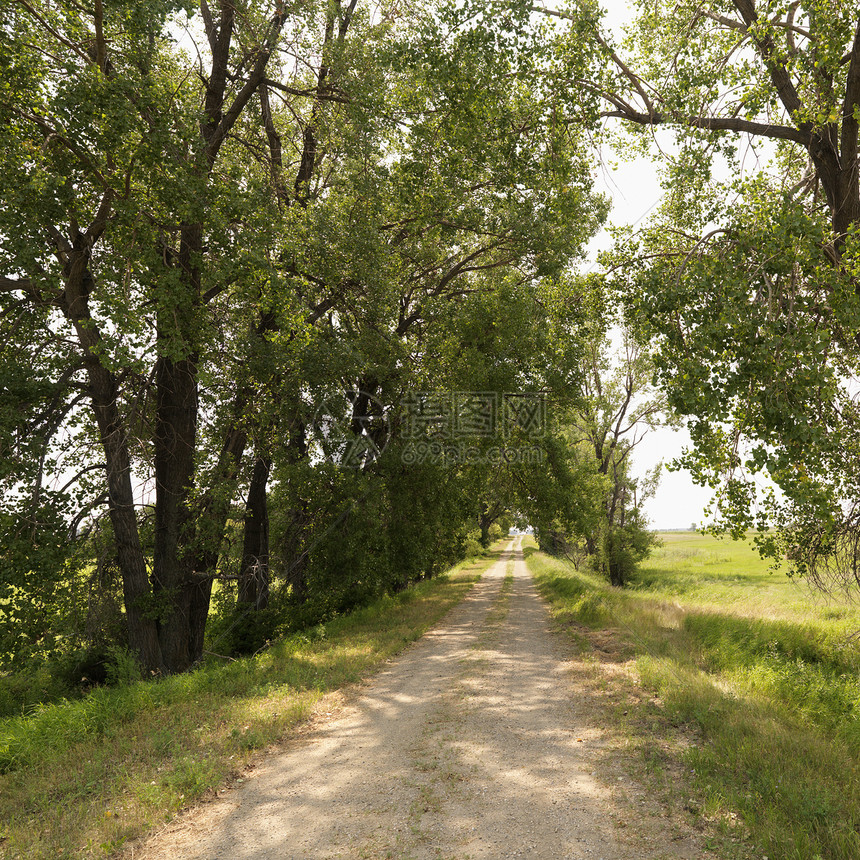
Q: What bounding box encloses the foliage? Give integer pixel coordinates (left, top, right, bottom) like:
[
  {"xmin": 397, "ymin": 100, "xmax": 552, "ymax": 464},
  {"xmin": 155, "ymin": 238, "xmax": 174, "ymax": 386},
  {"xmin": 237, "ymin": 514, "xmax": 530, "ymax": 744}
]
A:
[
  {"xmin": 539, "ymin": 0, "xmax": 860, "ymax": 589},
  {"xmin": 531, "ymin": 294, "xmax": 664, "ymax": 584},
  {"xmin": 0, "ymin": 0, "xmax": 609, "ymax": 676},
  {"xmin": 593, "ymin": 504, "xmax": 660, "ymax": 586}
]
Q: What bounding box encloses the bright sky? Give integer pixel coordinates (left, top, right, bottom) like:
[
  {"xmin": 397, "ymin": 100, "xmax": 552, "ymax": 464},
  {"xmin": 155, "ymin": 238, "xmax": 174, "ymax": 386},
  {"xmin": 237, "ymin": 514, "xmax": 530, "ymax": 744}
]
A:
[
  {"xmin": 582, "ymin": 0, "xmax": 715, "ymax": 530},
  {"xmin": 585, "ymin": 159, "xmax": 715, "ymax": 530}
]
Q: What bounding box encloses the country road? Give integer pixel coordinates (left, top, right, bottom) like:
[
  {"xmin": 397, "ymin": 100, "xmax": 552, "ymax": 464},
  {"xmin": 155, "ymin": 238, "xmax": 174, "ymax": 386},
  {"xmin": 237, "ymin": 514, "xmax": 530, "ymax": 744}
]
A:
[{"xmin": 133, "ymin": 539, "xmax": 703, "ymax": 860}]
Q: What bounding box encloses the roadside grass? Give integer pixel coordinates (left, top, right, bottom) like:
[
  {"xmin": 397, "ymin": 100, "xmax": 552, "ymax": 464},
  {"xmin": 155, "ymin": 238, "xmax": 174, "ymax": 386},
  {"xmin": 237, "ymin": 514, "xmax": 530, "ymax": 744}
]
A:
[
  {"xmin": 0, "ymin": 544, "xmax": 505, "ymax": 860},
  {"xmin": 527, "ymin": 533, "xmax": 860, "ymax": 860}
]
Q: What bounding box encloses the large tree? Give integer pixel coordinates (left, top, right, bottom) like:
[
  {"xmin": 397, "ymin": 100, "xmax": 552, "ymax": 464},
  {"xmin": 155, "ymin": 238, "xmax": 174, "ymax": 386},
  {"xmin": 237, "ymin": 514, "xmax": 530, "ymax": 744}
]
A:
[
  {"xmin": 538, "ymin": 0, "xmax": 860, "ymax": 587},
  {"xmin": 0, "ymin": 0, "xmax": 371, "ymax": 673},
  {"xmin": 235, "ymin": 6, "xmax": 607, "ymax": 608},
  {"xmin": 0, "ymin": 0, "xmax": 609, "ymax": 672}
]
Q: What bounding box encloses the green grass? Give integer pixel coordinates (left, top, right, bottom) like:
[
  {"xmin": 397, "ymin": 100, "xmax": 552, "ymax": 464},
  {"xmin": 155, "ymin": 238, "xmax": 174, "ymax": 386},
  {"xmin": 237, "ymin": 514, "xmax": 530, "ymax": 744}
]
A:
[
  {"xmin": 528, "ymin": 532, "xmax": 860, "ymax": 860},
  {"xmin": 636, "ymin": 532, "xmax": 860, "ymax": 630},
  {"xmin": 0, "ymin": 544, "xmax": 505, "ymax": 859}
]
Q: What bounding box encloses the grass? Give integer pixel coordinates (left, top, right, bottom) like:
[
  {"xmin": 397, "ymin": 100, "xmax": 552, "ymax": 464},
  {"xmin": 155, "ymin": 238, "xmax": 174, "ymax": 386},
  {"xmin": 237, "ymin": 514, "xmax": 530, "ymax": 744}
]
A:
[
  {"xmin": 527, "ymin": 532, "xmax": 860, "ymax": 860},
  {"xmin": 0, "ymin": 544, "xmax": 505, "ymax": 860}
]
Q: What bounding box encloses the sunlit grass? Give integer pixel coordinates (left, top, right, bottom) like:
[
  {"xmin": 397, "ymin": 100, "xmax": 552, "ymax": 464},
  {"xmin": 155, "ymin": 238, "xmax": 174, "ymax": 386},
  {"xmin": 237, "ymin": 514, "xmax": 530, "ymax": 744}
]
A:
[
  {"xmin": 636, "ymin": 532, "xmax": 860, "ymax": 632},
  {"xmin": 528, "ymin": 533, "xmax": 860, "ymax": 860},
  {"xmin": 0, "ymin": 545, "xmax": 504, "ymax": 859}
]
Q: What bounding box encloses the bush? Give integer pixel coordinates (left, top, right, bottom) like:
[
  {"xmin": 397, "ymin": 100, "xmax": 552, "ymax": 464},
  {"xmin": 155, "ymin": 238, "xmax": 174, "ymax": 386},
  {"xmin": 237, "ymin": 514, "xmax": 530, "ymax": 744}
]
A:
[
  {"xmin": 463, "ymin": 530, "xmax": 485, "ymax": 559},
  {"xmin": 593, "ymin": 519, "xmax": 660, "ymax": 587},
  {"xmin": 104, "ymin": 646, "xmax": 142, "ymax": 687}
]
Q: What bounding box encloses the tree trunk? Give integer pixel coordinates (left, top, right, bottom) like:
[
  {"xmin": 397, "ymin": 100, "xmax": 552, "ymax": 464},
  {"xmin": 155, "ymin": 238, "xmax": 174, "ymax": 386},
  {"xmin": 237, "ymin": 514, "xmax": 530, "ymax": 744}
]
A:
[
  {"xmin": 238, "ymin": 456, "xmax": 271, "ymax": 610},
  {"xmin": 807, "ymin": 132, "xmax": 860, "ymax": 248},
  {"xmin": 61, "ymin": 250, "xmax": 163, "ymax": 673},
  {"xmin": 188, "ymin": 314, "xmax": 280, "ymax": 645},
  {"xmin": 92, "ymin": 364, "xmax": 163, "ymax": 671},
  {"xmin": 479, "ymin": 504, "xmax": 492, "ymax": 548},
  {"xmin": 152, "ymin": 352, "xmax": 199, "ymax": 672},
  {"xmin": 277, "ymin": 402, "xmax": 311, "ymax": 602},
  {"xmin": 187, "ymin": 419, "xmax": 251, "ymax": 661},
  {"xmin": 151, "ymin": 223, "xmax": 202, "ymax": 673},
  {"xmin": 279, "ymin": 501, "xmax": 310, "ymax": 602}
]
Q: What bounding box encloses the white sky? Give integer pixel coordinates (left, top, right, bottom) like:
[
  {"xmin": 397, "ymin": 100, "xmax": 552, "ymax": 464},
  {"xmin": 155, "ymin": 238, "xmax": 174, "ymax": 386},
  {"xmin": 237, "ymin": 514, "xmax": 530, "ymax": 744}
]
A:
[
  {"xmin": 585, "ymin": 156, "xmax": 714, "ymax": 530},
  {"xmin": 582, "ymin": 0, "xmax": 715, "ymax": 530}
]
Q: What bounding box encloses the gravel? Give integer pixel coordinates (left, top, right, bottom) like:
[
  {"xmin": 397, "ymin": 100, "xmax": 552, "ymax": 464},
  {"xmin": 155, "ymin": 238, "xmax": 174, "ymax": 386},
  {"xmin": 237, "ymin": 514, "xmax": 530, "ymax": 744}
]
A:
[{"xmin": 133, "ymin": 539, "xmax": 703, "ymax": 860}]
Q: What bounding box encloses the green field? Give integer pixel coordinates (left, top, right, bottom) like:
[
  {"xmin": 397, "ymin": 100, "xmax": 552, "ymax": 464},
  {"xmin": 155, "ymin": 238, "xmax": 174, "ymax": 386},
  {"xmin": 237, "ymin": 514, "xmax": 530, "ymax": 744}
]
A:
[
  {"xmin": 528, "ymin": 532, "xmax": 860, "ymax": 860},
  {"xmin": 6, "ymin": 534, "xmax": 860, "ymax": 860},
  {"xmin": 639, "ymin": 532, "xmax": 860, "ymax": 630}
]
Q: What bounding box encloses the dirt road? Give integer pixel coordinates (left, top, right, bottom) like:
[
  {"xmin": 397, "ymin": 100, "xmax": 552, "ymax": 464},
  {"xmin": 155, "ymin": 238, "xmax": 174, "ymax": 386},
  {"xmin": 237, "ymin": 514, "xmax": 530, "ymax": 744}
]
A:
[{"xmin": 135, "ymin": 539, "xmax": 702, "ymax": 859}]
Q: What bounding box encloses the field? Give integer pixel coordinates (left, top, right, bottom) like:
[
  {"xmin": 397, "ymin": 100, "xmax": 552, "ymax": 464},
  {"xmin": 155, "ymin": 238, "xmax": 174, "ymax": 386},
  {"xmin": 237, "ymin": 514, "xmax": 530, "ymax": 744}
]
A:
[{"xmin": 528, "ymin": 532, "xmax": 860, "ymax": 860}]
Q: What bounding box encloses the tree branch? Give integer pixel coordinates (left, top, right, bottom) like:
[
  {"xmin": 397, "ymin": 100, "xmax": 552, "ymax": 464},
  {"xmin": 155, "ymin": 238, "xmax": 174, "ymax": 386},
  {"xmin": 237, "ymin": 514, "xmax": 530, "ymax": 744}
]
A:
[
  {"xmin": 15, "ymin": 0, "xmax": 92, "ymax": 65},
  {"xmin": 0, "ymin": 276, "xmax": 35, "ymax": 293},
  {"xmin": 601, "ymin": 108, "xmax": 811, "ymax": 144},
  {"xmin": 202, "ymin": 0, "xmax": 236, "ymax": 144},
  {"xmin": 93, "ymin": 0, "xmax": 107, "ymax": 74},
  {"xmin": 0, "ymin": 275, "xmax": 61, "ymax": 305},
  {"xmin": 87, "ymin": 189, "xmax": 115, "ymax": 244},
  {"xmin": 206, "ymin": 10, "xmax": 288, "ymax": 166},
  {"xmin": 200, "ymin": 0, "xmax": 217, "ymax": 56},
  {"xmin": 338, "ymin": 0, "xmax": 360, "ymax": 41},
  {"xmin": 841, "ymin": 16, "xmax": 860, "ymax": 175},
  {"xmin": 57, "ymin": 462, "xmax": 107, "ymax": 498},
  {"xmin": 259, "ymin": 81, "xmax": 286, "ymax": 204},
  {"xmin": 731, "ymin": 0, "xmax": 806, "ymax": 122},
  {"xmin": 531, "ymin": 4, "xmax": 656, "ymax": 115},
  {"xmin": 260, "ymin": 77, "xmax": 351, "ymax": 104}
]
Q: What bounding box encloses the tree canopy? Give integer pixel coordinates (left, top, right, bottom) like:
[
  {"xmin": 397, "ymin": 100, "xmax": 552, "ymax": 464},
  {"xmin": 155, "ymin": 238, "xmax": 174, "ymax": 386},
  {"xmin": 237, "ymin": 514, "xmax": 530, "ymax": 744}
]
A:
[
  {"xmin": 0, "ymin": 0, "xmax": 622, "ymax": 679},
  {"xmin": 19, "ymin": 0, "xmax": 855, "ymax": 683},
  {"xmin": 535, "ymin": 0, "xmax": 860, "ymax": 588}
]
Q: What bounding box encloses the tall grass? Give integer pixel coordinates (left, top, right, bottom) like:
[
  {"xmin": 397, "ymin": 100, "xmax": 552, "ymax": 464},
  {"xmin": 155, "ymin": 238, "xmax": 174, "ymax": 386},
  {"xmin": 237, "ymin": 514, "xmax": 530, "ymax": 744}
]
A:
[
  {"xmin": 0, "ymin": 547, "xmax": 503, "ymax": 859},
  {"xmin": 528, "ymin": 535, "xmax": 860, "ymax": 860}
]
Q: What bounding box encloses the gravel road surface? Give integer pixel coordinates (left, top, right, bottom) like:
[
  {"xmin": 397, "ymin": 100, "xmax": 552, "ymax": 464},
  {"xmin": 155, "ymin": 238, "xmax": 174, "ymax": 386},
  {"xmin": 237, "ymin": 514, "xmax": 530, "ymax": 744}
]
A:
[{"xmin": 134, "ymin": 539, "xmax": 702, "ymax": 859}]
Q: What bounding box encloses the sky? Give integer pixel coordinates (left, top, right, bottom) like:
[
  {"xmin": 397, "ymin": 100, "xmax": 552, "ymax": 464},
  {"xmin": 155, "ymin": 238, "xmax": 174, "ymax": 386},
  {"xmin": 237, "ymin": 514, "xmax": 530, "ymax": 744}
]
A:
[
  {"xmin": 580, "ymin": 0, "xmax": 715, "ymax": 531},
  {"xmin": 585, "ymin": 157, "xmax": 715, "ymax": 530}
]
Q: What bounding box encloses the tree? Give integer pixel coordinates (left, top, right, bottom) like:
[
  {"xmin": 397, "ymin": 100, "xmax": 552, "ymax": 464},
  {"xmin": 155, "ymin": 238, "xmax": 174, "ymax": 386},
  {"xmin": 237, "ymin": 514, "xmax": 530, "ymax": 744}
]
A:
[
  {"xmin": 0, "ymin": 0, "xmax": 358, "ymax": 673},
  {"xmin": 0, "ymin": 0, "xmax": 610, "ymax": 672},
  {"xmin": 241, "ymin": 7, "xmax": 608, "ymax": 618},
  {"xmin": 572, "ymin": 325, "xmax": 664, "ymax": 585},
  {"xmin": 538, "ymin": 0, "xmax": 860, "ymax": 588},
  {"xmin": 538, "ymin": 0, "xmax": 860, "ymax": 242}
]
